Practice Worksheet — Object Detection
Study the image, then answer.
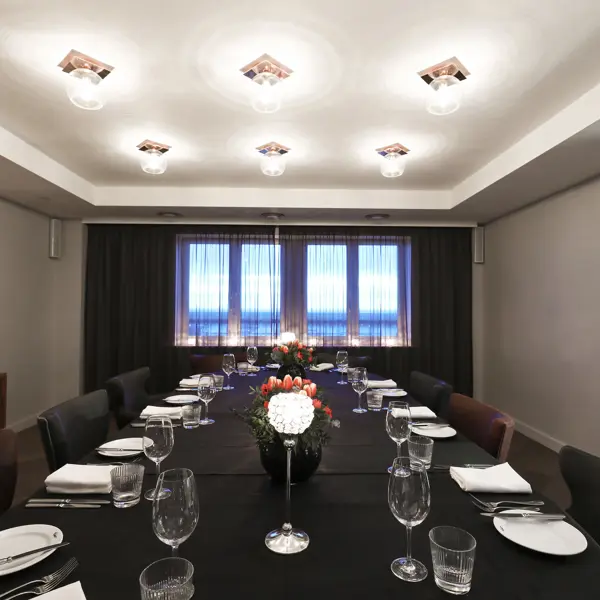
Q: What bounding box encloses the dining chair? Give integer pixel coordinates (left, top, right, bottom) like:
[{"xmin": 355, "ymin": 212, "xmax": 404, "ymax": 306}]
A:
[
  {"xmin": 106, "ymin": 367, "xmax": 165, "ymax": 429},
  {"xmin": 37, "ymin": 390, "xmax": 110, "ymax": 472},
  {"xmin": 348, "ymin": 356, "xmax": 372, "ymax": 369},
  {"xmin": 316, "ymin": 352, "xmax": 337, "ymax": 365},
  {"xmin": 0, "ymin": 373, "xmax": 6, "ymax": 429},
  {"xmin": 190, "ymin": 354, "xmax": 226, "ymax": 374},
  {"xmin": 559, "ymin": 445, "xmax": 600, "ymax": 543},
  {"xmin": 408, "ymin": 371, "xmax": 453, "ymax": 418},
  {"xmin": 447, "ymin": 393, "xmax": 514, "ymax": 462},
  {"xmin": 0, "ymin": 428, "xmax": 17, "ymax": 514}
]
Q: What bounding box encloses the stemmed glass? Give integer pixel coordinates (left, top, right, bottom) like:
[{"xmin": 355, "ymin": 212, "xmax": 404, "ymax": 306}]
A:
[
  {"xmin": 143, "ymin": 416, "xmax": 174, "ymax": 501},
  {"xmin": 197, "ymin": 374, "xmax": 216, "ymax": 426},
  {"xmin": 386, "ymin": 401, "xmax": 411, "ymax": 473},
  {"xmin": 350, "ymin": 366, "xmax": 368, "ymax": 414},
  {"xmin": 247, "ymin": 346, "xmax": 258, "ymax": 376},
  {"xmin": 388, "ymin": 456, "xmax": 431, "ymax": 582},
  {"xmin": 336, "ymin": 350, "xmax": 349, "ymax": 385},
  {"xmin": 222, "ymin": 353, "xmax": 236, "ymax": 390},
  {"xmin": 153, "ymin": 468, "xmax": 199, "ymax": 557}
]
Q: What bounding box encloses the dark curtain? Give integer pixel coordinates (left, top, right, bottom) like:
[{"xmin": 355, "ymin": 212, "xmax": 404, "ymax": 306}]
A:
[{"xmin": 84, "ymin": 225, "xmax": 472, "ymax": 395}]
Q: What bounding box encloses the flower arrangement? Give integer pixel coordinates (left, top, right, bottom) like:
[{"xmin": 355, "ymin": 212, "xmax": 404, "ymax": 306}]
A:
[
  {"xmin": 235, "ymin": 374, "xmax": 339, "ymax": 450},
  {"xmin": 271, "ymin": 340, "xmax": 314, "ymax": 367},
  {"xmin": 267, "ymin": 393, "xmax": 314, "ymax": 435}
]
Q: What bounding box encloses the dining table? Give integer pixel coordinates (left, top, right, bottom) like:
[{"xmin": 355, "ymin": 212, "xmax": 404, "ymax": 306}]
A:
[{"xmin": 0, "ymin": 369, "xmax": 599, "ymax": 599}]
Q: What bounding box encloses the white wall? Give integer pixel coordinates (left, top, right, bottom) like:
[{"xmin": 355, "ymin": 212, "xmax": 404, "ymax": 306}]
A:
[
  {"xmin": 0, "ymin": 199, "xmax": 84, "ymax": 430},
  {"xmin": 477, "ymin": 177, "xmax": 600, "ymax": 454}
]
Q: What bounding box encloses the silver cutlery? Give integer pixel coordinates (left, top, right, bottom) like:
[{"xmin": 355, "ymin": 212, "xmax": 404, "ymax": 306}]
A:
[
  {"xmin": 94, "ymin": 447, "xmax": 142, "ymax": 453},
  {"xmin": 480, "ymin": 512, "xmax": 564, "ymax": 521},
  {"xmin": 131, "ymin": 422, "xmax": 181, "ymax": 428},
  {"xmin": 476, "ymin": 504, "xmax": 542, "ymax": 513},
  {"xmin": 410, "ymin": 423, "xmax": 446, "ymax": 429},
  {"xmin": 0, "ymin": 543, "xmax": 70, "ymax": 566},
  {"xmin": 25, "ymin": 502, "xmax": 102, "ymax": 509},
  {"xmin": 0, "ymin": 558, "xmax": 78, "ymax": 600},
  {"xmin": 469, "ymin": 494, "xmax": 545, "ymax": 510},
  {"xmin": 28, "ymin": 498, "xmax": 111, "ymax": 505},
  {"xmin": 431, "ymin": 464, "xmax": 494, "ymax": 471}
]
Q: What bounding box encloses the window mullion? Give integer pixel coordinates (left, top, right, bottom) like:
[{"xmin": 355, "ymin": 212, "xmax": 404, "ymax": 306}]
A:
[
  {"xmin": 228, "ymin": 241, "xmax": 242, "ymax": 343},
  {"xmin": 347, "ymin": 240, "xmax": 359, "ymax": 345}
]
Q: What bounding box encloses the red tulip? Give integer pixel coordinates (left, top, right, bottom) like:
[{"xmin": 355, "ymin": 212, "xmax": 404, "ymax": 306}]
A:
[
  {"xmin": 261, "ymin": 384, "xmax": 269, "ymax": 396},
  {"xmin": 283, "ymin": 374, "xmax": 293, "ymax": 391},
  {"xmin": 282, "ymin": 346, "xmax": 289, "ymax": 354},
  {"xmin": 276, "ymin": 378, "xmax": 283, "ymax": 387},
  {"xmin": 267, "ymin": 376, "xmax": 277, "ymax": 391},
  {"xmin": 303, "ymin": 383, "xmax": 317, "ymax": 398},
  {"xmin": 272, "ymin": 346, "xmax": 279, "ymax": 352},
  {"xmin": 302, "ymin": 378, "xmax": 311, "ymax": 385},
  {"xmin": 297, "ymin": 342, "xmax": 304, "ymax": 349},
  {"xmin": 324, "ymin": 406, "xmax": 332, "ymax": 418},
  {"xmin": 264, "ymin": 401, "xmax": 269, "ymax": 409},
  {"xmin": 313, "ymin": 399, "xmax": 322, "ymax": 409},
  {"xmin": 292, "ymin": 376, "xmax": 303, "ymax": 389},
  {"xmin": 308, "ymin": 356, "xmax": 313, "ymax": 363}
]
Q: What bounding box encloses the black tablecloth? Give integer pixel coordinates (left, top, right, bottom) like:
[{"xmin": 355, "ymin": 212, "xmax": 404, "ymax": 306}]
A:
[{"xmin": 1, "ymin": 370, "xmax": 599, "ymax": 600}]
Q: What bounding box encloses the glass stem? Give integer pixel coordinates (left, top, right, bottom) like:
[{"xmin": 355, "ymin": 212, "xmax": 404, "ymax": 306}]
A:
[
  {"xmin": 282, "ymin": 440, "xmax": 294, "ymax": 534},
  {"xmin": 226, "ymin": 373, "xmax": 229, "ymax": 388},
  {"xmin": 357, "ymin": 392, "xmax": 362, "ymax": 411},
  {"xmin": 396, "ymin": 442, "xmax": 402, "ymax": 458},
  {"xmin": 172, "ymin": 545, "xmax": 178, "ymax": 557},
  {"xmin": 405, "ymin": 526, "xmax": 412, "ymax": 561},
  {"xmin": 204, "ymin": 402, "xmax": 208, "ymax": 421},
  {"xmin": 155, "ymin": 459, "xmax": 161, "ymax": 480}
]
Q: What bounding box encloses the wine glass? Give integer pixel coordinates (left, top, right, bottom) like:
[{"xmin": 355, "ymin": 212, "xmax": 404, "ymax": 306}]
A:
[
  {"xmin": 153, "ymin": 468, "xmax": 199, "ymax": 557},
  {"xmin": 388, "ymin": 456, "xmax": 431, "ymax": 582},
  {"xmin": 247, "ymin": 346, "xmax": 258, "ymax": 376},
  {"xmin": 386, "ymin": 401, "xmax": 411, "ymax": 473},
  {"xmin": 222, "ymin": 353, "xmax": 236, "ymax": 390},
  {"xmin": 143, "ymin": 416, "xmax": 174, "ymax": 501},
  {"xmin": 336, "ymin": 350, "xmax": 349, "ymax": 385},
  {"xmin": 197, "ymin": 373, "xmax": 217, "ymax": 425},
  {"xmin": 350, "ymin": 366, "xmax": 368, "ymax": 414}
]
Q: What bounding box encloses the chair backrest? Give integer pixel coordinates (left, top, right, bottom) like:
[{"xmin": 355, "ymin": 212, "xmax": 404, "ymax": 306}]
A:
[
  {"xmin": 447, "ymin": 393, "xmax": 514, "ymax": 462},
  {"xmin": 316, "ymin": 353, "xmax": 337, "ymax": 365},
  {"xmin": 190, "ymin": 354, "xmax": 226, "ymax": 374},
  {"xmin": 348, "ymin": 356, "xmax": 372, "ymax": 369},
  {"xmin": 37, "ymin": 390, "xmax": 110, "ymax": 472},
  {"xmin": 105, "ymin": 367, "xmax": 151, "ymax": 429},
  {"xmin": 0, "ymin": 374, "xmax": 6, "ymax": 429},
  {"xmin": 560, "ymin": 445, "xmax": 600, "ymax": 543},
  {"xmin": 0, "ymin": 428, "xmax": 17, "ymax": 514},
  {"xmin": 409, "ymin": 371, "xmax": 453, "ymax": 417}
]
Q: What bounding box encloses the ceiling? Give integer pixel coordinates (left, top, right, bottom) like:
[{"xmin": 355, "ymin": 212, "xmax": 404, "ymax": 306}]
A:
[{"xmin": 1, "ymin": 0, "xmax": 600, "ymax": 223}]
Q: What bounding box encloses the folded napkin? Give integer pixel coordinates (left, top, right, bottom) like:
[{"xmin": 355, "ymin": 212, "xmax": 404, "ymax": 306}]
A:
[
  {"xmin": 140, "ymin": 406, "xmax": 183, "ymax": 419},
  {"xmin": 179, "ymin": 378, "xmax": 198, "ymax": 387},
  {"xmin": 43, "ymin": 582, "xmax": 86, "ymax": 600},
  {"xmin": 311, "ymin": 363, "xmax": 335, "ymax": 371},
  {"xmin": 367, "ymin": 379, "xmax": 397, "ymax": 389},
  {"xmin": 45, "ymin": 464, "xmax": 114, "ymax": 495},
  {"xmin": 450, "ymin": 463, "xmax": 532, "ymax": 494},
  {"xmin": 391, "ymin": 406, "xmax": 436, "ymax": 419}
]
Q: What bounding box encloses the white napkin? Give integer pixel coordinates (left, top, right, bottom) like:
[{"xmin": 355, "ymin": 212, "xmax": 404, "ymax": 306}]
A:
[
  {"xmin": 391, "ymin": 406, "xmax": 436, "ymax": 419},
  {"xmin": 367, "ymin": 379, "xmax": 397, "ymax": 388},
  {"xmin": 42, "ymin": 582, "xmax": 86, "ymax": 600},
  {"xmin": 139, "ymin": 406, "xmax": 183, "ymax": 419},
  {"xmin": 311, "ymin": 363, "xmax": 335, "ymax": 371},
  {"xmin": 450, "ymin": 463, "xmax": 533, "ymax": 494},
  {"xmin": 45, "ymin": 464, "xmax": 114, "ymax": 494},
  {"xmin": 178, "ymin": 378, "xmax": 198, "ymax": 387}
]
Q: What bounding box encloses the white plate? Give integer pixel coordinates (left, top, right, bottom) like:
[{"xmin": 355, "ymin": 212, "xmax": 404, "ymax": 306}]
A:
[
  {"xmin": 378, "ymin": 389, "xmax": 408, "ymax": 397},
  {"xmin": 97, "ymin": 437, "xmax": 151, "ymax": 457},
  {"xmin": 412, "ymin": 425, "xmax": 456, "ymax": 439},
  {"xmin": 493, "ymin": 509, "xmax": 588, "ymax": 556},
  {"xmin": 164, "ymin": 395, "xmax": 197, "ymax": 405},
  {"xmin": 265, "ymin": 364, "xmax": 280, "ymax": 369},
  {"xmin": 0, "ymin": 525, "xmax": 63, "ymax": 576}
]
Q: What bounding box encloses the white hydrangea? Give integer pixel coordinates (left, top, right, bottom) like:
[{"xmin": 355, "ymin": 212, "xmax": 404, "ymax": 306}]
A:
[{"xmin": 267, "ymin": 392, "xmax": 315, "ymax": 435}]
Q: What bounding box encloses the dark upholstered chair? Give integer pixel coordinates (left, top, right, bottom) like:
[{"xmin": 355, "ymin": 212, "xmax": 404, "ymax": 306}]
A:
[
  {"xmin": 349, "ymin": 356, "xmax": 372, "ymax": 369},
  {"xmin": 106, "ymin": 367, "xmax": 165, "ymax": 429},
  {"xmin": 408, "ymin": 371, "xmax": 453, "ymax": 418},
  {"xmin": 0, "ymin": 428, "xmax": 17, "ymax": 514},
  {"xmin": 316, "ymin": 353, "xmax": 337, "ymax": 366},
  {"xmin": 190, "ymin": 353, "xmax": 247, "ymax": 374},
  {"xmin": 37, "ymin": 390, "xmax": 110, "ymax": 472},
  {"xmin": 0, "ymin": 373, "xmax": 6, "ymax": 429},
  {"xmin": 447, "ymin": 394, "xmax": 515, "ymax": 462},
  {"xmin": 560, "ymin": 446, "xmax": 600, "ymax": 543}
]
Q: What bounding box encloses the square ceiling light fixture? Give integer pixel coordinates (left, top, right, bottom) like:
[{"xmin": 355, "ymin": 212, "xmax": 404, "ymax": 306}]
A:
[
  {"xmin": 375, "ymin": 143, "xmax": 410, "ymax": 178},
  {"xmin": 137, "ymin": 140, "xmax": 171, "ymax": 175},
  {"xmin": 240, "ymin": 53, "xmax": 293, "ymax": 114},
  {"xmin": 58, "ymin": 49, "xmax": 114, "ymax": 110},
  {"xmin": 418, "ymin": 56, "xmax": 470, "ymax": 116},
  {"xmin": 256, "ymin": 141, "xmax": 290, "ymax": 177}
]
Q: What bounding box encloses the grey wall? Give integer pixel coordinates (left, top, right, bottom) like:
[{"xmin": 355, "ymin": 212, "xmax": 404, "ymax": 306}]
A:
[
  {"xmin": 476, "ymin": 177, "xmax": 600, "ymax": 454},
  {"xmin": 0, "ymin": 199, "xmax": 84, "ymax": 429}
]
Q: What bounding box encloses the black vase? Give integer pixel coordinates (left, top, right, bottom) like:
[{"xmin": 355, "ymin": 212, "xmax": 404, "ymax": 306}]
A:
[
  {"xmin": 259, "ymin": 440, "xmax": 322, "ymax": 484},
  {"xmin": 276, "ymin": 363, "xmax": 307, "ymax": 380}
]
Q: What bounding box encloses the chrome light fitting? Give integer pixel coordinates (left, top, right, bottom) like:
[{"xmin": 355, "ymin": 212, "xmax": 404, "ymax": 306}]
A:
[
  {"xmin": 418, "ymin": 57, "xmax": 470, "ymax": 116},
  {"xmin": 256, "ymin": 142, "xmax": 290, "ymax": 177},
  {"xmin": 137, "ymin": 140, "xmax": 171, "ymax": 175},
  {"xmin": 241, "ymin": 53, "xmax": 293, "ymax": 114},
  {"xmin": 58, "ymin": 50, "xmax": 114, "ymax": 111},
  {"xmin": 376, "ymin": 143, "xmax": 410, "ymax": 178}
]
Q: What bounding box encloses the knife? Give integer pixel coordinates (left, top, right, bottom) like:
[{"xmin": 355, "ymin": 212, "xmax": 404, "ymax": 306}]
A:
[
  {"xmin": 25, "ymin": 502, "xmax": 102, "ymax": 509},
  {"xmin": 28, "ymin": 498, "xmax": 111, "ymax": 505},
  {"xmin": 481, "ymin": 512, "xmax": 565, "ymax": 520},
  {"xmin": 131, "ymin": 422, "xmax": 182, "ymax": 428},
  {"xmin": 0, "ymin": 542, "xmax": 71, "ymax": 565},
  {"xmin": 95, "ymin": 447, "xmax": 143, "ymax": 453},
  {"xmin": 431, "ymin": 464, "xmax": 495, "ymax": 470}
]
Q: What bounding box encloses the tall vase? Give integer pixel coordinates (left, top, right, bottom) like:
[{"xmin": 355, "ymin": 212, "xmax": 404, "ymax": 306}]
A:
[{"xmin": 276, "ymin": 363, "xmax": 307, "ymax": 380}]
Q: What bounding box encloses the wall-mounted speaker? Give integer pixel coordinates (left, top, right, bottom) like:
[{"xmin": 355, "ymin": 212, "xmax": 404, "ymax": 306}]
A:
[
  {"xmin": 49, "ymin": 218, "xmax": 62, "ymax": 259},
  {"xmin": 473, "ymin": 226, "xmax": 485, "ymax": 264}
]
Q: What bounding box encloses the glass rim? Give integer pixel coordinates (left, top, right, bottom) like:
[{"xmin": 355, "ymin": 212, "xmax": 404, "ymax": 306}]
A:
[
  {"xmin": 157, "ymin": 467, "xmax": 194, "ymax": 482},
  {"xmin": 146, "ymin": 415, "xmax": 173, "ymax": 424},
  {"xmin": 139, "ymin": 556, "xmax": 194, "ymax": 588},
  {"xmin": 408, "ymin": 434, "xmax": 434, "ymax": 445},
  {"xmin": 111, "ymin": 463, "xmax": 145, "ymax": 474},
  {"xmin": 388, "ymin": 400, "xmax": 409, "ymax": 408},
  {"xmin": 391, "ymin": 456, "xmax": 425, "ymax": 471},
  {"xmin": 429, "ymin": 526, "xmax": 477, "ymax": 552}
]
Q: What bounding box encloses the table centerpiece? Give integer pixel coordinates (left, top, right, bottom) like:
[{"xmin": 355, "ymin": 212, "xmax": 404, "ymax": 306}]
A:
[{"xmin": 270, "ymin": 340, "xmax": 314, "ymax": 379}]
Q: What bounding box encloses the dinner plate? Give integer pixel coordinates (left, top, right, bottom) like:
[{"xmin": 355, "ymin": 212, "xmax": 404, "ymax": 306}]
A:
[
  {"xmin": 378, "ymin": 389, "xmax": 408, "ymax": 397},
  {"xmin": 493, "ymin": 509, "xmax": 588, "ymax": 556},
  {"xmin": 265, "ymin": 364, "xmax": 280, "ymax": 369},
  {"xmin": 97, "ymin": 438, "xmax": 152, "ymax": 457},
  {"xmin": 0, "ymin": 525, "xmax": 63, "ymax": 576},
  {"xmin": 412, "ymin": 425, "xmax": 456, "ymax": 439},
  {"xmin": 164, "ymin": 394, "xmax": 197, "ymax": 405}
]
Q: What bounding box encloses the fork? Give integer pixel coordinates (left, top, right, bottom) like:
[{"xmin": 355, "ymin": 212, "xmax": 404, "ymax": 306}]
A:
[
  {"xmin": 0, "ymin": 558, "xmax": 78, "ymax": 600},
  {"xmin": 469, "ymin": 494, "xmax": 545, "ymax": 510}
]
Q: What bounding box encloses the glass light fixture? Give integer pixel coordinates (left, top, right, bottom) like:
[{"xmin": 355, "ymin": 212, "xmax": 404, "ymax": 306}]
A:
[
  {"xmin": 140, "ymin": 148, "xmax": 167, "ymax": 175},
  {"xmin": 252, "ymin": 72, "xmax": 282, "ymax": 114},
  {"xmin": 427, "ymin": 74, "xmax": 462, "ymax": 116},
  {"xmin": 261, "ymin": 150, "xmax": 286, "ymax": 177},
  {"xmin": 380, "ymin": 152, "xmax": 406, "ymax": 178},
  {"xmin": 66, "ymin": 67, "xmax": 104, "ymax": 110}
]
